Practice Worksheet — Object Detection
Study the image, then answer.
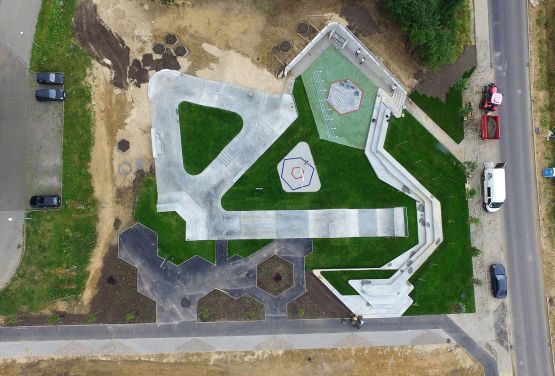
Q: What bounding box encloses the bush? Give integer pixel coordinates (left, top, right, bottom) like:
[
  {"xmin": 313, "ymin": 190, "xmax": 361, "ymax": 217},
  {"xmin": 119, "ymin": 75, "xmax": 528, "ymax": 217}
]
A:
[
  {"xmin": 467, "ymin": 246, "xmax": 481, "ymax": 257},
  {"xmin": 465, "ymin": 187, "xmax": 477, "ymax": 199},
  {"xmin": 386, "ymin": 0, "xmax": 470, "ymax": 70}
]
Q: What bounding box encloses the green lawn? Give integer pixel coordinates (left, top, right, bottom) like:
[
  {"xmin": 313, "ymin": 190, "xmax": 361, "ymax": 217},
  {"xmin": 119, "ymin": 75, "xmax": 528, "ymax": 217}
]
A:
[
  {"xmin": 385, "ymin": 113, "xmax": 475, "ymax": 315},
  {"xmin": 409, "ymin": 68, "xmax": 475, "ymax": 144},
  {"xmin": 134, "ymin": 173, "xmax": 272, "ymax": 264},
  {"xmin": 321, "ymin": 270, "xmax": 397, "ymax": 295},
  {"xmin": 222, "ymin": 78, "xmax": 418, "ymax": 268},
  {"xmin": 0, "ymin": 0, "xmax": 97, "ymax": 315},
  {"xmin": 179, "ymin": 101, "xmax": 243, "ymax": 175}
]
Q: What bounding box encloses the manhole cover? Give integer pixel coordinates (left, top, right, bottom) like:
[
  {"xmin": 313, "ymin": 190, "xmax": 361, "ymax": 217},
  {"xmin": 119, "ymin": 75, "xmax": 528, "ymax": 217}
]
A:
[
  {"xmin": 153, "ymin": 43, "xmax": 166, "ymax": 54},
  {"xmin": 296, "ymin": 21, "xmax": 310, "ymax": 35},
  {"xmin": 165, "ymin": 33, "xmax": 178, "ymax": 45},
  {"xmin": 174, "ymin": 45, "xmax": 188, "ymax": 57},
  {"xmin": 278, "ymin": 40, "xmax": 293, "ymax": 53},
  {"xmin": 118, "ymin": 161, "xmax": 132, "ymax": 176},
  {"xmin": 181, "ymin": 297, "xmax": 191, "ymax": 308},
  {"xmin": 117, "ymin": 139, "xmax": 130, "ymax": 152}
]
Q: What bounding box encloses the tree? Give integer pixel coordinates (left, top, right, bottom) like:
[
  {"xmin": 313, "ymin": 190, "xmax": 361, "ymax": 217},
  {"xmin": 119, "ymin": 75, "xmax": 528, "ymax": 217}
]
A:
[{"xmin": 386, "ymin": 0, "xmax": 470, "ymax": 70}]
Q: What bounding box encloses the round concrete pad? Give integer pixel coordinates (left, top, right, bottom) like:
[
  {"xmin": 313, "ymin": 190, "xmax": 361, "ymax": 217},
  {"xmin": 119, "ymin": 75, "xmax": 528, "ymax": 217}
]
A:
[{"xmin": 277, "ymin": 142, "xmax": 321, "ymax": 193}]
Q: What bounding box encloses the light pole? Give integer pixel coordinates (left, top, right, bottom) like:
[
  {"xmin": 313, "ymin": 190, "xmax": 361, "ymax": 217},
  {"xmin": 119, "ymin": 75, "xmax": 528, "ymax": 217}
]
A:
[{"xmin": 7, "ymin": 216, "xmax": 31, "ymax": 222}]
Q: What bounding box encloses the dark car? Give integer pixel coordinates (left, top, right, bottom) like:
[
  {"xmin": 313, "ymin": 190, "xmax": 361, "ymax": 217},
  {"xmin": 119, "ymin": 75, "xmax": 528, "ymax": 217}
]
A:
[
  {"xmin": 490, "ymin": 263, "xmax": 507, "ymax": 299},
  {"xmin": 36, "ymin": 72, "xmax": 64, "ymax": 85},
  {"xmin": 30, "ymin": 195, "xmax": 61, "ymax": 209},
  {"xmin": 35, "ymin": 88, "xmax": 65, "ymax": 102}
]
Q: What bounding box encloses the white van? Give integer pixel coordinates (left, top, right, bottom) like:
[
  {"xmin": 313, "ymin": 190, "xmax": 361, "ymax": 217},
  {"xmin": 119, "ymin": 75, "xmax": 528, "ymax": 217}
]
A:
[{"xmin": 482, "ymin": 162, "xmax": 506, "ymax": 212}]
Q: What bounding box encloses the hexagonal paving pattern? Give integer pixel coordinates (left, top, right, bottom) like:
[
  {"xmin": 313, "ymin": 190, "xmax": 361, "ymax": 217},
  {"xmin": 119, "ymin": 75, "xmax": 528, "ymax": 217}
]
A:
[{"xmin": 256, "ymin": 255, "xmax": 294, "ymax": 297}]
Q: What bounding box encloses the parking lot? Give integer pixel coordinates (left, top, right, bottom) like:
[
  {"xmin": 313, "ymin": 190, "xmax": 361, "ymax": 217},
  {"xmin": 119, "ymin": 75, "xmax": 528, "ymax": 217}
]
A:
[
  {"xmin": 0, "ymin": 46, "xmax": 62, "ymax": 211},
  {"xmin": 0, "ymin": 10, "xmax": 63, "ymax": 288}
]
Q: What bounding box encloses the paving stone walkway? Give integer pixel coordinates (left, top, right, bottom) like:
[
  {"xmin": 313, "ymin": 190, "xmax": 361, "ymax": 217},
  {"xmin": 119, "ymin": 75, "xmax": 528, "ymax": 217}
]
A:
[{"xmin": 119, "ymin": 224, "xmax": 311, "ymax": 323}]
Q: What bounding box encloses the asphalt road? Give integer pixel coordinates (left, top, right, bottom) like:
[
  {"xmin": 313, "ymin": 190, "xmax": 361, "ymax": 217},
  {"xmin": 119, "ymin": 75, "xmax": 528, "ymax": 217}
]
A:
[{"xmin": 489, "ymin": 0, "xmax": 554, "ymax": 374}]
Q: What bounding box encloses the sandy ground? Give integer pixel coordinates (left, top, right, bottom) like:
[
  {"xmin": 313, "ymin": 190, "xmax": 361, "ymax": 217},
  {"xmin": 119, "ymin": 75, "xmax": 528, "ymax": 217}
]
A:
[
  {"xmin": 0, "ymin": 344, "xmax": 482, "ymax": 376},
  {"xmin": 528, "ymin": 1, "xmax": 555, "ymax": 359}
]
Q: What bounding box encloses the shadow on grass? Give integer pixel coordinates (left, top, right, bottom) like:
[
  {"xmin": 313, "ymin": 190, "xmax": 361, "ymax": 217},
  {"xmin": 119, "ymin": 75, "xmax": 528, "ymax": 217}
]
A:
[{"xmin": 409, "ymin": 68, "xmax": 475, "ymax": 144}]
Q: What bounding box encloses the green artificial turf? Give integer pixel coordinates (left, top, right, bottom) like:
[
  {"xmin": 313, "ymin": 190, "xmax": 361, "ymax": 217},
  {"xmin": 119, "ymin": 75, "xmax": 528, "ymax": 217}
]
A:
[
  {"xmin": 179, "ymin": 101, "xmax": 243, "ymax": 175},
  {"xmin": 321, "ymin": 270, "xmax": 397, "ymax": 295},
  {"xmin": 0, "ymin": 0, "xmax": 97, "ymax": 315},
  {"xmin": 385, "ymin": 113, "xmax": 475, "ymax": 315},
  {"xmin": 409, "ymin": 68, "xmax": 475, "ymax": 144},
  {"xmin": 222, "ymin": 78, "xmax": 418, "ymax": 268}
]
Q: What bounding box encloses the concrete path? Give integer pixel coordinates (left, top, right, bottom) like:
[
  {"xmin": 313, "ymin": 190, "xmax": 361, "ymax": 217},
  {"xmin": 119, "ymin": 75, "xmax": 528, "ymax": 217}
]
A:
[
  {"xmin": 405, "ymin": 100, "xmax": 465, "ymax": 162},
  {"xmin": 0, "ymin": 315, "xmax": 498, "ymax": 375},
  {"xmin": 149, "ymin": 71, "xmax": 407, "ymax": 240}
]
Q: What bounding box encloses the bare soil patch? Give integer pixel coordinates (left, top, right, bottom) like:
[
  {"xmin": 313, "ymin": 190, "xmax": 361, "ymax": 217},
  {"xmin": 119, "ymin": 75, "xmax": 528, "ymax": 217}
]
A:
[
  {"xmin": 197, "ymin": 289, "xmax": 265, "ymax": 322},
  {"xmin": 74, "ymin": 0, "xmax": 130, "ymax": 89},
  {"xmin": 340, "ymin": 4, "xmax": 380, "ymax": 37},
  {"xmin": 414, "ymin": 45, "xmax": 477, "ymax": 99},
  {"xmin": 288, "ymin": 272, "xmax": 351, "ymax": 319},
  {"xmin": 256, "ymin": 255, "xmax": 294, "ymax": 297},
  {"xmin": 0, "ymin": 345, "xmax": 482, "ymax": 376}
]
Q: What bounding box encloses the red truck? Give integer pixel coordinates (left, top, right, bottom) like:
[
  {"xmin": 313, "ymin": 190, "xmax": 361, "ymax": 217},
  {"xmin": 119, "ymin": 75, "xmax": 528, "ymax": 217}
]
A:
[{"xmin": 481, "ymin": 114, "xmax": 500, "ymax": 140}]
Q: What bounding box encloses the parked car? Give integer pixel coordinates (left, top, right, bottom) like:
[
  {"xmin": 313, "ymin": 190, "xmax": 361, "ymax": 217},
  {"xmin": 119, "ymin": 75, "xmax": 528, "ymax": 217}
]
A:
[
  {"xmin": 30, "ymin": 195, "xmax": 61, "ymax": 209},
  {"xmin": 490, "ymin": 263, "xmax": 507, "ymax": 299},
  {"xmin": 36, "ymin": 72, "xmax": 64, "ymax": 85},
  {"xmin": 35, "ymin": 88, "xmax": 65, "ymax": 102}
]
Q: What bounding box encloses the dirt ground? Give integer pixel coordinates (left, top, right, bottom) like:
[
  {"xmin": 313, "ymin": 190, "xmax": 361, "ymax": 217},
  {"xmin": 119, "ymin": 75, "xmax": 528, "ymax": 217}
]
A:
[
  {"xmin": 528, "ymin": 1, "xmax": 555, "ymax": 360},
  {"xmin": 288, "ymin": 272, "xmax": 352, "ymax": 319},
  {"xmin": 0, "ymin": 344, "xmax": 482, "ymax": 376},
  {"xmin": 197, "ymin": 289, "xmax": 265, "ymax": 322}
]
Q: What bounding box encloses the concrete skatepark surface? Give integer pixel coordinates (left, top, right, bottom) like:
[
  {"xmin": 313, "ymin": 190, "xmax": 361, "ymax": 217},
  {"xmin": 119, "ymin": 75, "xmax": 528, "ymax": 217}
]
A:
[{"xmin": 149, "ymin": 70, "xmax": 407, "ymax": 241}]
